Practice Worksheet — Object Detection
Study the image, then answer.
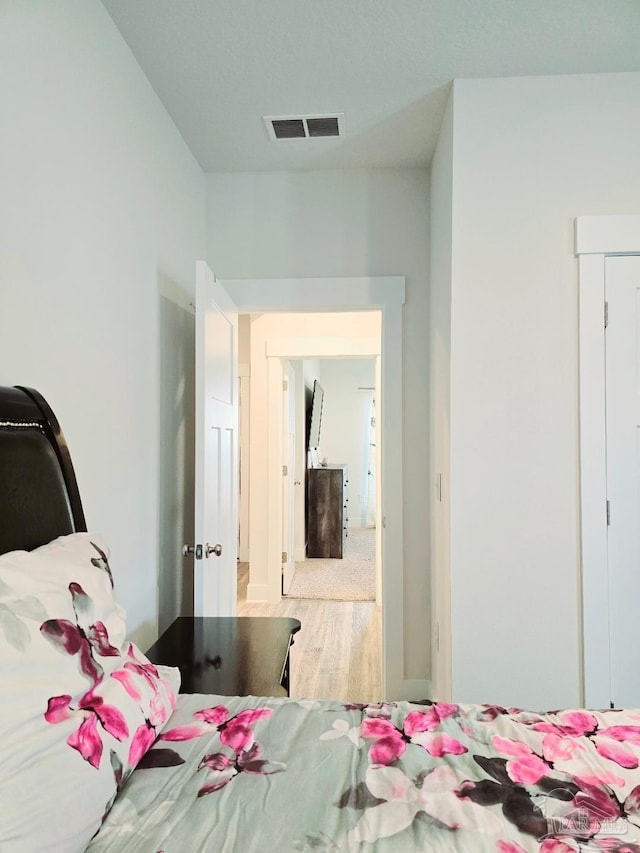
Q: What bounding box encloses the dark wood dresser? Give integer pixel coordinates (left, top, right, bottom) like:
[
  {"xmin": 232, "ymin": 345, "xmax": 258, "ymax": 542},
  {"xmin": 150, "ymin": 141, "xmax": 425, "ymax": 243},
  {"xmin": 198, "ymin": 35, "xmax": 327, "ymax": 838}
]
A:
[{"xmin": 307, "ymin": 464, "xmax": 348, "ymax": 558}]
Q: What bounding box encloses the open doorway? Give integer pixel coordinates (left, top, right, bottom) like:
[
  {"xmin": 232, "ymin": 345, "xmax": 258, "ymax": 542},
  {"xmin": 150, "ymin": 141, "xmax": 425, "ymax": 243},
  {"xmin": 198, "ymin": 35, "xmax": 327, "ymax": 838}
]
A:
[
  {"xmin": 220, "ymin": 274, "xmax": 405, "ymax": 700},
  {"xmin": 236, "ymin": 310, "xmax": 383, "ymax": 702},
  {"xmin": 285, "ymin": 357, "xmax": 378, "ymax": 604}
]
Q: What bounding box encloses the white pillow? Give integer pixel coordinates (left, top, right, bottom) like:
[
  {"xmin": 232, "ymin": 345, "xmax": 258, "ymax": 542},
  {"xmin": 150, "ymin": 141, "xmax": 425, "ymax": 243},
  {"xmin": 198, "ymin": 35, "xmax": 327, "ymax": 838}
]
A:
[{"xmin": 0, "ymin": 534, "xmax": 178, "ymax": 853}]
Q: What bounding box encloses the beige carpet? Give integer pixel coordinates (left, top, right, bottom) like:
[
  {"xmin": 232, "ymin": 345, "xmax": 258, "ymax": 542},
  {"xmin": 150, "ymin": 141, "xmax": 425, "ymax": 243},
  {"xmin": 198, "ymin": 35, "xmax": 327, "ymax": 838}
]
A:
[{"xmin": 286, "ymin": 527, "xmax": 376, "ymax": 601}]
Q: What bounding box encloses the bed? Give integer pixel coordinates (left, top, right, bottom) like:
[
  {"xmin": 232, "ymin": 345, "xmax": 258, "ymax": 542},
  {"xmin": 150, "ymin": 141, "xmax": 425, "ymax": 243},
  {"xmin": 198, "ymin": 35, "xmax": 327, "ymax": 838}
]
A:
[{"xmin": 2, "ymin": 385, "xmax": 640, "ymax": 853}]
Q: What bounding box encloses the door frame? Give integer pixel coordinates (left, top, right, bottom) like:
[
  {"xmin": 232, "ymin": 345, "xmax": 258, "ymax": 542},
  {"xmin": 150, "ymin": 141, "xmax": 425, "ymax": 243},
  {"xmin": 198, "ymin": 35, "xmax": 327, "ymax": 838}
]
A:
[
  {"xmin": 575, "ymin": 215, "xmax": 640, "ymax": 708},
  {"xmin": 281, "ymin": 359, "xmax": 296, "ymax": 594},
  {"xmin": 219, "ymin": 276, "xmax": 405, "ymax": 699}
]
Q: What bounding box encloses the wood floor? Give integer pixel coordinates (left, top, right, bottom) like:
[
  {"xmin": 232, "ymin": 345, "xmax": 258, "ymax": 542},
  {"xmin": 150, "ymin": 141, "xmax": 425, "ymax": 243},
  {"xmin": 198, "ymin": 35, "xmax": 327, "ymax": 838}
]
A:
[{"xmin": 237, "ymin": 563, "xmax": 382, "ymax": 703}]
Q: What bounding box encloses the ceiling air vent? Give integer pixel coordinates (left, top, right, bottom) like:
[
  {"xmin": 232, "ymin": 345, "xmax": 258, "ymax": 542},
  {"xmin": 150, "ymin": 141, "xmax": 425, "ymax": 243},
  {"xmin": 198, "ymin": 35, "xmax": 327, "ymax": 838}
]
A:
[{"xmin": 264, "ymin": 113, "xmax": 345, "ymax": 141}]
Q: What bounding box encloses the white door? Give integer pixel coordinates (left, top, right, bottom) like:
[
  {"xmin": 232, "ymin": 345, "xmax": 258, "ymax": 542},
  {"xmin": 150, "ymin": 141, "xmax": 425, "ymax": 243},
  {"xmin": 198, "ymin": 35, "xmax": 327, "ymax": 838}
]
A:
[
  {"xmin": 605, "ymin": 255, "xmax": 640, "ymax": 707},
  {"xmin": 282, "ymin": 362, "xmax": 296, "ymax": 593},
  {"xmin": 192, "ymin": 260, "xmax": 238, "ymax": 617}
]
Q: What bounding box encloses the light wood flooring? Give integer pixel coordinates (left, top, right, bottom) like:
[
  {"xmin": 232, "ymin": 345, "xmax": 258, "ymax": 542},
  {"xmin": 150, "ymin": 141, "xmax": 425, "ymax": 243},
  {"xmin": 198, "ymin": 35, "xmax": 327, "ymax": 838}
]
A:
[{"xmin": 237, "ymin": 563, "xmax": 382, "ymax": 703}]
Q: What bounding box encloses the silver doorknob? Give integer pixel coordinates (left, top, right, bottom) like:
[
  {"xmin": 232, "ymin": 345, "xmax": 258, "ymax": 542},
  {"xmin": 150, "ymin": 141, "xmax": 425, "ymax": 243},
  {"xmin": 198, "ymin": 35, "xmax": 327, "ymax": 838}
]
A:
[
  {"xmin": 183, "ymin": 544, "xmax": 203, "ymax": 559},
  {"xmin": 205, "ymin": 543, "xmax": 222, "ymax": 558}
]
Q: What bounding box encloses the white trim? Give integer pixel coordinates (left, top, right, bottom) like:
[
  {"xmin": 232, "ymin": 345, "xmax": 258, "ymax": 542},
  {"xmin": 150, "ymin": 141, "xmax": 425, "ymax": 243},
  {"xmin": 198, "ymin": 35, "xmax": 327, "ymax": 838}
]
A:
[
  {"xmin": 220, "ymin": 275, "xmax": 406, "ymax": 700},
  {"xmin": 238, "ymin": 370, "xmax": 250, "ymax": 563},
  {"xmin": 575, "ymin": 216, "xmax": 640, "ymax": 707},
  {"xmin": 577, "ymin": 254, "xmax": 609, "ymax": 707},
  {"xmin": 575, "ymin": 215, "xmax": 640, "ymax": 256},
  {"xmin": 223, "ymin": 276, "xmax": 405, "ymax": 311},
  {"xmin": 245, "ymin": 583, "xmax": 272, "ymax": 601},
  {"xmin": 267, "ymin": 337, "xmax": 381, "ymax": 358}
]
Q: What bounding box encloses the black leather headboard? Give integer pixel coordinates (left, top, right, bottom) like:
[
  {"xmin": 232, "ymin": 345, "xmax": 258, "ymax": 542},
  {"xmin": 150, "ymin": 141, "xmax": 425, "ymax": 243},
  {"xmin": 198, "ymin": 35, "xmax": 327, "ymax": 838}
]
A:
[{"xmin": 0, "ymin": 386, "xmax": 86, "ymax": 555}]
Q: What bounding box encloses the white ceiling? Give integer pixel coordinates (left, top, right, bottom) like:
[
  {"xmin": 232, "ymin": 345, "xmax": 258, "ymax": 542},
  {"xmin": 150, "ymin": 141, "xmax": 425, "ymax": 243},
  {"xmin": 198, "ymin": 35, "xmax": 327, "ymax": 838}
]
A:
[{"xmin": 102, "ymin": 0, "xmax": 640, "ymax": 173}]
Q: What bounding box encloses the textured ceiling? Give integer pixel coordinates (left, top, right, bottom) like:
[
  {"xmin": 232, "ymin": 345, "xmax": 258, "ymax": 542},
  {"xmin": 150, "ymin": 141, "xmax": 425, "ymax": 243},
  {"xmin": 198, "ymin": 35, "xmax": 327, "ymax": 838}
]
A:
[{"xmin": 102, "ymin": 0, "xmax": 640, "ymax": 173}]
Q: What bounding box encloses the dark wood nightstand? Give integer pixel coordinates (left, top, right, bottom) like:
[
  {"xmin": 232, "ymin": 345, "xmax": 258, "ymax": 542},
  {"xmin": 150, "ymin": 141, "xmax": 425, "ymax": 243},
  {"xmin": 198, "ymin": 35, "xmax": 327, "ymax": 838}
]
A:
[{"xmin": 146, "ymin": 617, "xmax": 301, "ymax": 697}]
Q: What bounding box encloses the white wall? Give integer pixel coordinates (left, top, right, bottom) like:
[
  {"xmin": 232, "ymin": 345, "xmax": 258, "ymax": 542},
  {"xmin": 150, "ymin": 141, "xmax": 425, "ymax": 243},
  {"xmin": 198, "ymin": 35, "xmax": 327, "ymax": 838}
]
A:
[
  {"xmin": 0, "ymin": 2, "xmax": 205, "ymax": 645},
  {"xmin": 206, "ymin": 169, "xmax": 430, "ymax": 680},
  {"xmin": 440, "ymin": 72, "xmax": 640, "ymax": 709},
  {"xmin": 317, "ymin": 359, "xmax": 376, "ymax": 528}
]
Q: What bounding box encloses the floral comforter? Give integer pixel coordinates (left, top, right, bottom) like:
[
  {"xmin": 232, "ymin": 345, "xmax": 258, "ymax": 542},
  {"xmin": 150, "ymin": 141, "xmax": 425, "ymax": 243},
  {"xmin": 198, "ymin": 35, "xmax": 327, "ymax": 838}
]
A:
[{"xmin": 88, "ymin": 694, "xmax": 640, "ymax": 853}]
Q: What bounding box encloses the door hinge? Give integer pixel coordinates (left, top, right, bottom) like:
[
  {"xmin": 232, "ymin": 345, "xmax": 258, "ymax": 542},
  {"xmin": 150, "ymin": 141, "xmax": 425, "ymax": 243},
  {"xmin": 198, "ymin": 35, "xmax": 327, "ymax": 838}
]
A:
[
  {"xmin": 604, "ymin": 301, "xmax": 609, "ymax": 328},
  {"xmin": 282, "ymin": 464, "xmax": 288, "ymax": 476},
  {"xmin": 606, "ymin": 500, "xmax": 611, "ymax": 526},
  {"xmin": 283, "ymin": 379, "xmax": 288, "ymax": 391},
  {"xmin": 282, "ymin": 551, "xmax": 287, "ymax": 563}
]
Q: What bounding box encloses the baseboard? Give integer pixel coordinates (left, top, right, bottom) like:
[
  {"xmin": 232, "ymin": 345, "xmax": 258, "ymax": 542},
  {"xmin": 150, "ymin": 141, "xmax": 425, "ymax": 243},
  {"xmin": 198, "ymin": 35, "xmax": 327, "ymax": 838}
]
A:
[
  {"xmin": 402, "ymin": 678, "xmax": 432, "ymax": 702},
  {"xmin": 295, "ymin": 547, "xmax": 306, "ymax": 562},
  {"xmin": 246, "ymin": 583, "xmax": 273, "ymax": 603}
]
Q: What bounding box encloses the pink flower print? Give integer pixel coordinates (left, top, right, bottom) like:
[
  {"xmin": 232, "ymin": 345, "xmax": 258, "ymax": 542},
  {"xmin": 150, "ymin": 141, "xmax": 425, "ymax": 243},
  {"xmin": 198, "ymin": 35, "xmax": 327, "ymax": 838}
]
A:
[
  {"xmin": 112, "ymin": 643, "xmax": 165, "ymax": 702},
  {"xmin": 220, "ymin": 721, "xmax": 254, "ymax": 752},
  {"xmin": 229, "ymin": 708, "xmax": 273, "ymax": 726},
  {"xmin": 161, "ymin": 704, "xmax": 273, "ymax": 747},
  {"xmin": 161, "ymin": 705, "xmax": 230, "ymax": 740},
  {"xmin": 111, "ymin": 645, "xmax": 177, "ymax": 738},
  {"xmin": 219, "ymin": 708, "xmax": 273, "ymax": 752},
  {"xmin": 197, "ymin": 732, "xmax": 285, "ymax": 797},
  {"xmin": 573, "ymin": 778, "xmax": 622, "ymax": 823},
  {"xmin": 433, "ymin": 702, "xmax": 459, "ymax": 721},
  {"xmin": 542, "ymin": 732, "xmax": 580, "ymax": 763},
  {"xmin": 506, "ymin": 753, "xmax": 549, "ymax": 785},
  {"xmin": 497, "ymin": 842, "xmax": 528, "ymax": 853},
  {"xmin": 491, "ymin": 736, "xmax": 548, "ymax": 785},
  {"xmin": 40, "ymin": 583, "xmax": 120, "ymax": 683},
  {"xmin": 361, "ymin": 717, "xmax": 397, "ymax": 739},
  {"xmin": 593, "ymin": 736, "xmax": 639, "ymax": 769},
  {"xmin": 404, "ymin": 708, "xmax": 441, "ymax": 735},
  {"xmin": 533, "ymin": 711, "xmax": 598, "ymax": 739},
  {"xmin": 45, "ymin": 694, "xmax": 74, "ymax": 724},
  {"xmin": 361, "ymin": 717, "xmax": 406, "ymax": 766},
  {"xmin": 160, "ymin": 722, "xmax": 210, "ymax": 741},
  {"xmin": 404, "ymin": 703, "xmax": 458, "ymax": 736},
  {"xmin": 194, "ymin": 705, "xmax": 229, "ymax": 726},
  {"xmin": 562, "ymin": 711, "xmax": 598, "ymax": 736},
  {"xmin": 67, "ymin": 714, "xmax": 104, "ymax": 768},
  {"xmin": 370, "ymin": 734, "xmax": 406, "ymax": 766},
  {"xmin": 624, "ymin": 782, "xmax": 640, "ymax": 819},
  {"xmin": 539, "ymin": 840, "xmax": 580, "ymax": 853},
  {"xmin": 45, "ymin": 685, "xmax": 129, "ymax": 768},
  {"xmin": 418, "ymin": 733, "xmax": 468, "ymax": 758},
  {"xmin": 129, "ymin": 721, "xmax": 158, "ymax": 767},
  {"xmin": 599, "ymin": 726, "xmax": 640, "ymax": 747}
]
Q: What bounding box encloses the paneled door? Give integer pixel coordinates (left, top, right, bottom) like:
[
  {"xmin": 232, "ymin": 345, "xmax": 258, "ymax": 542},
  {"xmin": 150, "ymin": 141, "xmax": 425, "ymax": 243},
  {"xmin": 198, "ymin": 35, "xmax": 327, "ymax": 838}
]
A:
[
  {"xmin": 192, "ymin": 260, "xmax": 238, "ymax": 617},
  {"xmin": 605, "ymin": 255, "xmax": 640, "ymax": 707}
]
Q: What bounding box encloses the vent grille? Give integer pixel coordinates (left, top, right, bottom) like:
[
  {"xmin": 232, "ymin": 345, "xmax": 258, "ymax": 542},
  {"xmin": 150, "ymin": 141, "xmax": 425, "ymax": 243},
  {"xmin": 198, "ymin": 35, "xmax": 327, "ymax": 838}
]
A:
[
  {"xmin": 271, "ymin": 119, "xmax": 306, "ymax": 139},
  {"xmin": 264, "ymin": 113, "xmax": 345, "ymax": 141}
]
